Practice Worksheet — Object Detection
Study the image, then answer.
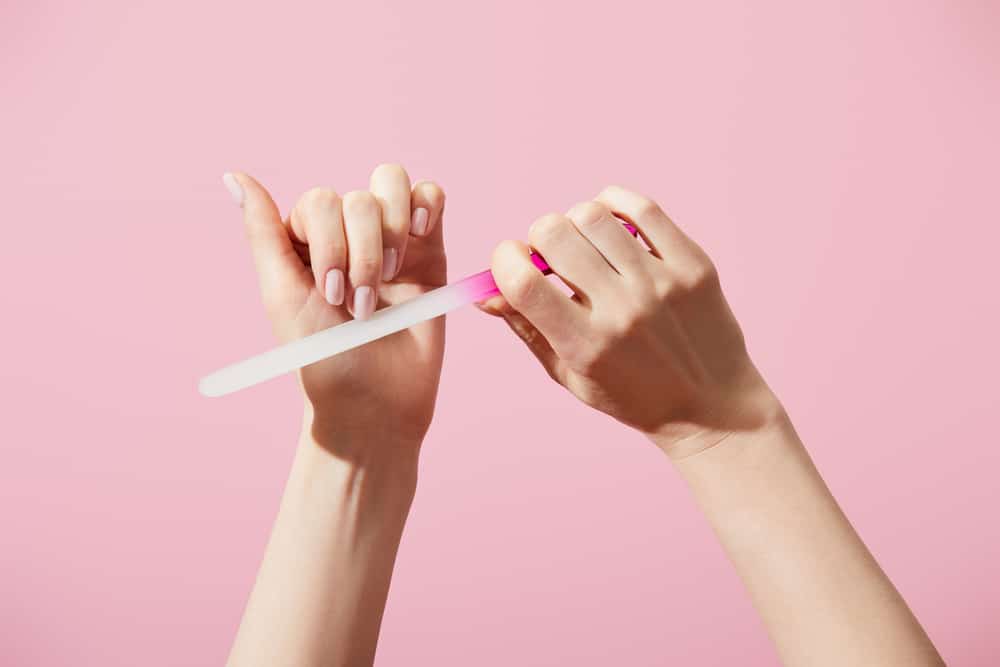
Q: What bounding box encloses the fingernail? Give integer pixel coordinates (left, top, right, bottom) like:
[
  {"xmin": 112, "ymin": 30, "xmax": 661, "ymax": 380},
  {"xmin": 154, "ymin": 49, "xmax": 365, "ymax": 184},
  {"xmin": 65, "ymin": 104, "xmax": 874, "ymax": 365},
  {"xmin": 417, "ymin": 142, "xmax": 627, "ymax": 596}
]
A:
[
  {"xmin": 411, "ymin": 207, "xmax": 429, "ymax": 236},
  {"xmin": 382, "ymin": 248, "xmax": 398, "ymax": 282},
  {"xmin": 395, "ymin": 243, "xmax": 407, "ymax": 279},
  {"xmin": 324, "ymin": 269, "xmax": 344, "ymax": 306},
  {"xmin": 222, "ymin": 172, "xmax": 243, "ymax": 206},
  {"xmin": 353, "ymin": 286, "xmax": 375, "ymax": 320}
]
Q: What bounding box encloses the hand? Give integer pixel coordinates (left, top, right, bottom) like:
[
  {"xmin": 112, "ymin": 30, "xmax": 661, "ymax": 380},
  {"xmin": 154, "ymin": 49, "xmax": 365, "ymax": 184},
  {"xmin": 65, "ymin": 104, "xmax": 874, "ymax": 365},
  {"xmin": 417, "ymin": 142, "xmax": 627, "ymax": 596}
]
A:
[
  {"xmin": 224, "ymin": 164, "xmax": 447, "ymax": 452},
  {"xmin": 479, "ymin": 186, "xmax": 781, "ymax": 459}
]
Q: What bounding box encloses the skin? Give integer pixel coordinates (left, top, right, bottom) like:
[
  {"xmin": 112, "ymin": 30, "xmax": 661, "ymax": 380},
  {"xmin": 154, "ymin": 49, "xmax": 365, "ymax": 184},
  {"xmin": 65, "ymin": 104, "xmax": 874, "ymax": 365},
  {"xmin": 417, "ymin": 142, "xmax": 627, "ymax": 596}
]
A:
[
  {"xmin": 479, "ymin": 188, "xmax": 945, "ymax": 666},
  {"xmin": 224, "ymin": 165, "xmax": 446, "ymax": 666},
  {"xmin": 224, "ymin": 169, "xmax": 945, "ymax": 666}
]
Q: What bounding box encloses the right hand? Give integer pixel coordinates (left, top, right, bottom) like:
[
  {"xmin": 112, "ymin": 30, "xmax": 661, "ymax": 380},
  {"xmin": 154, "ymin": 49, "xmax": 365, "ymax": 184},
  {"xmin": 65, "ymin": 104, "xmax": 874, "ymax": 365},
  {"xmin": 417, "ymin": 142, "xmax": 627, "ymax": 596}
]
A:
[{"xmin": 479, "ymin": 186, "xmax": 783, "ymax": 459}]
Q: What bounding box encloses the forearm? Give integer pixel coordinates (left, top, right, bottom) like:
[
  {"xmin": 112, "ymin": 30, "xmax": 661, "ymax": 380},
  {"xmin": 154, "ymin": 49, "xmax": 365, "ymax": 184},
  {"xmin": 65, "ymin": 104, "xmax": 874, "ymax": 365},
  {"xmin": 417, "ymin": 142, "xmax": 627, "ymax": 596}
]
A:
[
  {"xmin": 663, "ymin": 412, "xmax": 943, "ymax": 666},
  {"xmin": 227, "ymin": 413, "xmax": 419, "ymax": 667}
]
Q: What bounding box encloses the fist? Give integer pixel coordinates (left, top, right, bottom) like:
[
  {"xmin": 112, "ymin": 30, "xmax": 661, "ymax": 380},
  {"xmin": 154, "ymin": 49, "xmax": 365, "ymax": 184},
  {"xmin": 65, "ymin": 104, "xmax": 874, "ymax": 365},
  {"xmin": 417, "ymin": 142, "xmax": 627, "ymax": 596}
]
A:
[{"xmin": 480, "ymin": 186, "xmax": 781, "ymax": 458}]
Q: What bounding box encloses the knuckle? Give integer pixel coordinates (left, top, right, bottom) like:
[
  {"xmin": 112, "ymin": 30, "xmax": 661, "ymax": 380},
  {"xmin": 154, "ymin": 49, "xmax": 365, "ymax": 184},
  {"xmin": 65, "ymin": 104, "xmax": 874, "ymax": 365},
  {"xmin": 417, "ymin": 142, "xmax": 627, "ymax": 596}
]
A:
[
  {"xmin": 595, "ymin": 296, "xmax": 656, "ymax": 341},
  {"xmin": 342, "ymin": 190, "xmax": 377, "ymax": 215},
  {"xmin": 634, "ymin": 198, "xmax": 663, "ymax": 222},
  {"xmin": 691, "ymin": 257, "xmax": 720, "ymax": 288},
  {"xmin": 302, "ymin": 186, "xmax": 340, "ymax": 210},
  {"xmin": 324, "ymin": 239, "xmax": 347, "ymax": 262},
  {"xmin": 673, "ymin": 258, "xmax": 720, "ymax": 294},
  {"xmin": 568, "ymin": 201, "xmax": 610, "ymax": 229},
  {"xmin": 598, "ymin": 184, "xmax": 644, "ymax": 203},
  {"xmin": 656, "ymin": 271, "xmax": 688, "ymax": 301},
  {"xmin": 491, "ymin": 240, "xmax": 521, "ymax": 268},
  {"xmin": 413, "ymin": 179, "xmax": 444, "ymax": 198},
  {"xmin": 413, "ymin": 178, "xmax": 440, "ymax": 187},
  {"xmin": 372, "ymin": 162, "xmax": 408, "ymax": 181},
  {"xmin": 413, "ymin": 181, "xmax": 445, "ymax": 211},
  {"xmin": 503, "ymin": 267, "xmax": 543, "ymax": 307},
  {"xmin": 598, "ymin": 184, "xmax": 627, "ymax": 199},
  {"xmin": 598, "ymin": 185, "xmax": 661, "ymax": 219},
  {"xmin": 350, "ymin": 255, "xmax": 381, "ymax": 274},
  {"xmin": 528, "ymin": 213, "xmax": 570, "ymax": 244}
]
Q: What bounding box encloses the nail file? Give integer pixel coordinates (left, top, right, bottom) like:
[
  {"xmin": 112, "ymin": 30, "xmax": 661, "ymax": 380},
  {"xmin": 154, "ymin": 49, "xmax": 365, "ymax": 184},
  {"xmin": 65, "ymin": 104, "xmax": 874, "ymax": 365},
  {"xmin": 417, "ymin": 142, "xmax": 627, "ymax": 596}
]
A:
[{"xmin": 199, "ymin": 223, "xmax": 638, "ymax": 397}]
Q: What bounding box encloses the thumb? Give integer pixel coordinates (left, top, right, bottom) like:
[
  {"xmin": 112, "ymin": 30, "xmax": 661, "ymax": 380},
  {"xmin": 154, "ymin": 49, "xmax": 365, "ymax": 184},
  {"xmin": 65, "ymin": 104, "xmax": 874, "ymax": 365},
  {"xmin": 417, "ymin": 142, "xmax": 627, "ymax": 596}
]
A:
[
  {"xmin": 477, "ymin": 295, "xmax": 565, "ymax": 383},
  {"xmin": 223, "ymin": 171, "xmax": 308, "ymax": 302}
]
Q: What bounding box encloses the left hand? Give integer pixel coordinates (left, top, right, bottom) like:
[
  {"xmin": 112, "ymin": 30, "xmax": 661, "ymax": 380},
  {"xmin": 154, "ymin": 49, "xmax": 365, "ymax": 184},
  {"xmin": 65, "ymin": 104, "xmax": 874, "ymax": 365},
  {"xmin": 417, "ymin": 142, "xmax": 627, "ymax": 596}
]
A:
[{"xmin": 224, "ymin": 164, "xmax": 448, "ymax": 453}]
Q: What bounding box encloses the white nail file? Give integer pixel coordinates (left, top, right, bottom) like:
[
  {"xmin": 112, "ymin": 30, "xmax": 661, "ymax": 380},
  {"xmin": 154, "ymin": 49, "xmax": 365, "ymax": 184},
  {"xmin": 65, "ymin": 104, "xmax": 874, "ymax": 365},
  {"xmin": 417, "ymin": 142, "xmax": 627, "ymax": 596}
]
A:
[{"xmin": 198, "ymin": 269, "xmax": 498, "ymax": 397}]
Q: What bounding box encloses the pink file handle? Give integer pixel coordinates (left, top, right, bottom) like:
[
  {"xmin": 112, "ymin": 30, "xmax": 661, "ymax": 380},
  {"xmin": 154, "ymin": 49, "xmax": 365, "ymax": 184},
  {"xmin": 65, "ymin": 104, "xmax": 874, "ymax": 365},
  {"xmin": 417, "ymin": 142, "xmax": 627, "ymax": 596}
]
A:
[{"xmin": 458, "ymin": 221, "xmax": 639, "ymax": 301}]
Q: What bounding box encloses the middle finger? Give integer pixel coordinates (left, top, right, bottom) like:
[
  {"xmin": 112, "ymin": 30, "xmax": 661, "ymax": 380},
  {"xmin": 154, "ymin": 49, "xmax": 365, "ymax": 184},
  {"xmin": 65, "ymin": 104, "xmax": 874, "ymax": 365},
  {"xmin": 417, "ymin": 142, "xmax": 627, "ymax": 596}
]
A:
[{"xmin": 342, "ymin": 190, "xmax": 383, "ymax": 320}]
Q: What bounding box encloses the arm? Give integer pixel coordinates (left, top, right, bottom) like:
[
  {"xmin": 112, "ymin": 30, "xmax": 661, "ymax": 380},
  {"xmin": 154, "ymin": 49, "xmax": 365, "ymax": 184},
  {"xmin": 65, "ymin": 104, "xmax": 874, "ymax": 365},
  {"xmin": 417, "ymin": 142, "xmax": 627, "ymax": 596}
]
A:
[
  {"xmin": 479, "ymin": 186, "xmax": 944, "ymax": 666},
  {"xmin": 227, "ymin": 420, "xmax": 418, "ymax": 666},
  {"xmin": 222, "ymin": 165, "xmax": 448, "ymax": 667},
  {"xmin": 667, "ymin": 416, "xmax": 942, "ymax": 665}
]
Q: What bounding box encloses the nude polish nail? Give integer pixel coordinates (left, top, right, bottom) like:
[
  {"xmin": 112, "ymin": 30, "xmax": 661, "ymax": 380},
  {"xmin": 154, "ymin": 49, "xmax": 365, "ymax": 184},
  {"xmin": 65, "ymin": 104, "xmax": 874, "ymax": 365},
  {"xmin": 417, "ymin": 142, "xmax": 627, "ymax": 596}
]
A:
[
  {"xmin": 382, "ymin": 248, "xmax": 398, "ymax": 282},
  {"xmin": 411, "ymin": 207, "xmax": 429, "ymax": 236},
  {"xmin": 395, "ymin": 243, "xmax": 407, "ymax": 279},
  {"xmin": 222, "ymin": 172, "xmax": 243, "ymax": 206},
  {"xmin": 354, "ymin": 286, "xmax": 375, "ymax": 320},
  {"xmin": 324, "ymin": 269, "xmax": 344, "ymax": 306}
]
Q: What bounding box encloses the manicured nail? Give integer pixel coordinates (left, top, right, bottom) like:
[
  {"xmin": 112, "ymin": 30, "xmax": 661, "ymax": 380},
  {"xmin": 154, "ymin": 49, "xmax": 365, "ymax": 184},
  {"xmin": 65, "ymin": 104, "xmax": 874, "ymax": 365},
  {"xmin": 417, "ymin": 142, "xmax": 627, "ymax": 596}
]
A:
[
  {"xmin": 382, "ymin": 248, "xmax": 398, "ymax": 282},
  {"xmin": 222, "ymin": 172, "xmax": 243, "ymax": 206},
  {"xmin": 395, "ymin": 243, "xmax": 407, "ymax": 279},
  {"xmin": 411, "ymin": 207, "xmax": 429, "ymax": 236},
  {"xmin": 353, "ymin": 286, "xmax": 375, "ymax": 320},
  {"xmin": 324, "ymin": 269, "xmax": 344, "ymax": 306}
]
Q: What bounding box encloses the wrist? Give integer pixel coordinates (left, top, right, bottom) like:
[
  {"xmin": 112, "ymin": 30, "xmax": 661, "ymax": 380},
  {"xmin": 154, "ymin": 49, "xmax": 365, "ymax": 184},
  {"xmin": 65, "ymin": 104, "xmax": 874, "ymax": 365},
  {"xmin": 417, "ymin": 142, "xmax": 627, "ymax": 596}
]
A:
[
  {"xmin": 300, "ymin": 403, "xmax": 424, "ymax": 470},
  {"xmin": 286, "ymin": 426, "xmax": 419, "ymax": 522},
  {"xmin": 288, "ymin": 406, "xmax": 422, "ymax": 514},
  {"xmin": 659, "ymin": 407, "xmax": 799, "ymax": 483},
  {"xmin": 647, "ymin": 386, "xmax": 789, "ymax": 463}
]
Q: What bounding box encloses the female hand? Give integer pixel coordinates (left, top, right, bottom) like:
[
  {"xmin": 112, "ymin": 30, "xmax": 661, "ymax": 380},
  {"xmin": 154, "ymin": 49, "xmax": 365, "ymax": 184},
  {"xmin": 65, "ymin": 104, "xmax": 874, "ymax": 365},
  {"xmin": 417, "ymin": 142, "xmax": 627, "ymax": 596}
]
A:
[
  {"xmin": 477, "ymin": 186, "xmax": 944, "ymax": 667},
  {"xmin": 223, "ymin": 164, "xmax": 447, "ymax": 451},
  {"xmin": 479, "ymin": 186, "xmax": 781, "ymax": 458}
]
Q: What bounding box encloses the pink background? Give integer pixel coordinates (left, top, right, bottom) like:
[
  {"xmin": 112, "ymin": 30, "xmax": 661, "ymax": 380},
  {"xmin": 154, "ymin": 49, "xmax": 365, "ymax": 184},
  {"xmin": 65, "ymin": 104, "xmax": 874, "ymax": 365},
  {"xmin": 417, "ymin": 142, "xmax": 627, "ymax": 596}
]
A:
[{"xmin": 2, "ymin": 0, "xmax": 998, "ymax": 664}]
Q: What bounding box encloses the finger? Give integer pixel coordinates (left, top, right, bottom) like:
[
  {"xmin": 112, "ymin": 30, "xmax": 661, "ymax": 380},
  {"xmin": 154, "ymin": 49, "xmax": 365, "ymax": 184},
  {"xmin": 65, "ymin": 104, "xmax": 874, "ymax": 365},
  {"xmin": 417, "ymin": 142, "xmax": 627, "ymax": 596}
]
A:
[
  {"xmin": 369, "ymin": 163, "xmax": 411, "ymax": 281},
  {"xmin": 477, "ymin": 295, "xmax": 565, "ymax": 383},
  {"xmin": 527, "ymin": 213, "xmax": 619, "ymax": 306},
  {"xmin": 594, "ymin": 185, "xmax": 700, "ymax": 267},
  {"xmin": 224, "ymin": 171, "xmax": 309, "ymax": 301},
  {"xmin": 290, "ymin": 187, "xmax": 347, "ymax": 306},
  {"xmin": 401, "ymin": 180, "xmax": 447, "ymax": 285},
  {"xmin": 410, "ymin": 179, "xmax": 445, "ymax": 242},
  {"xmin": 565, "ymin": 201, "xmax": 655, "ymax": 280},
  {"xmin": 491, "ymin": 240, "xmax": 588, "ymax": 356},
  {"xmin": 342, "ymin": 190, "xmax": 383, "ymax": 320}
]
